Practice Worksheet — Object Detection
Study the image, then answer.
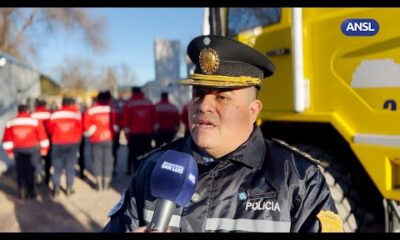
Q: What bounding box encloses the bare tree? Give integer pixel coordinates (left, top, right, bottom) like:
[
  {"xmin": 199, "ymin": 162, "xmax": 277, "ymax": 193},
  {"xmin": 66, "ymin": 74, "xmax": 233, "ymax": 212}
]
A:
[
  {"xmin": 100, "ymin": 67, "xmax": 118, "ymax": 94},
  {"xmin": 0, "ymin": 8, "xmax": 107, "ymax": 60},
  {"xmin": 116, "ymin": 62, "xmax": 140, "ymax": 87},
  {"xmin": 57, "ymin": 57, "xmax": 103, "ymax": 91}
]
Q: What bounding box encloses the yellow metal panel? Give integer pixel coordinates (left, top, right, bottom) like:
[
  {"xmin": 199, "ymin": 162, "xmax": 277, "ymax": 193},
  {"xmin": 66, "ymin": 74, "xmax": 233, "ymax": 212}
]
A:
[
  {"xmin": 308, "ymin": 8, "xmax": 400, "ymax": 134},
  {"xmin": 237, "ymin": 8, "xmax": 400, "ymax": 200},
  {"xmin": 352, "ymin": 144, "xmax": 400, "ymax": 199},
  {"xmin": 235, "ymin": 8, "xmax": 294, "ymax": 112}
]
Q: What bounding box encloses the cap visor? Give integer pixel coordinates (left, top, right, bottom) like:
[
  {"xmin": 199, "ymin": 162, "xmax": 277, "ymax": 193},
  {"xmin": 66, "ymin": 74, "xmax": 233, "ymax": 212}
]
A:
[{"xmin": 180, "ymin": 78, "xmax": 258, "ymax": 88}]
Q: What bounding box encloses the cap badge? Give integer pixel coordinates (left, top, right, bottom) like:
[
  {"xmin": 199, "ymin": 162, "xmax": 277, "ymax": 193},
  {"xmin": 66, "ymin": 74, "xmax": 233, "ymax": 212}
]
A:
[
  {"xmin": 199, "ymin": 48, "xmax": 220, "ymax": 75},
  {"xmin": 203, "ymin": 37, "xmax": 211, "ymax": 45}
]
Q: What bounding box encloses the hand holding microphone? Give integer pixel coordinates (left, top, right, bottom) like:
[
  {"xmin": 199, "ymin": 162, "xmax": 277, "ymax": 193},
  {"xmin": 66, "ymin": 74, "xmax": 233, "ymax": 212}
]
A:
[{"xmin": 147, "ymin": 150, "xmax": 198, "ymax": 232}]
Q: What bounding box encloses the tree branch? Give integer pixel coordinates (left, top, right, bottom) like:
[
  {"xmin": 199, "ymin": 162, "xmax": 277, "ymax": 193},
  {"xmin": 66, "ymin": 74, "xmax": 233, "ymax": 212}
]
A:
[
  {"xmin": 8, "ymin": 8, "xmax": 37, "ymax": 54},
  {"xmin": 0, "ymin": 8, "xmax": 15, "ymax": 52}
]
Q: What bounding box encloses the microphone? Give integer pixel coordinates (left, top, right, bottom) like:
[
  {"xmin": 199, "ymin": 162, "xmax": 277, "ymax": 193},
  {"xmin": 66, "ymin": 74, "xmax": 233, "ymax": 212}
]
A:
[{"xmin": 148, "ymin": 150, "xmax": 198, "ymax": 232}]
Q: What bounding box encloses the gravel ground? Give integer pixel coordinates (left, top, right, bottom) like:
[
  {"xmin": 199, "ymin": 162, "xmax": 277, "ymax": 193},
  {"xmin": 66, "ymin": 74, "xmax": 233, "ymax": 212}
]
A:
[{"xmin": 0, "ymin": 144, "xmax": 131, "ymax": 232}]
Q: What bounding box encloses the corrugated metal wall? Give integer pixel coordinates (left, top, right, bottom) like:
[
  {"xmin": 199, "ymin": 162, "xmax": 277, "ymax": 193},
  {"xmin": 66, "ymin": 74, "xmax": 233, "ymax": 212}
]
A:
[{"xmin": 0, "ymin": 58, "xmax": 40, "ymax": 141}]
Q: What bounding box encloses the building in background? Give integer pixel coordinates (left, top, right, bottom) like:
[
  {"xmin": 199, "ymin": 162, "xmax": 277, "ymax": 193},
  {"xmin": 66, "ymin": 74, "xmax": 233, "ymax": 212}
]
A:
[
  {"xmin": 40, "ymin": 74, "xmax": 62, "ymax": 109},
  {"xmin": 0, "ymin": 52, "xmax": 42, "ymax": 139},
  {"xmin": 40, "ymin": 74, "xmax": 61, "ymax": 96},
  {"xmin": 155, "ymin": 39, "xmax": 180, "ymax": 88},
  {"xmin": 143, "ymin": 39, "xmax": 191, "ymax": 112},
  {"xmin": 0, "ymin": 52, "xmax": 42, "ymax": 175}
]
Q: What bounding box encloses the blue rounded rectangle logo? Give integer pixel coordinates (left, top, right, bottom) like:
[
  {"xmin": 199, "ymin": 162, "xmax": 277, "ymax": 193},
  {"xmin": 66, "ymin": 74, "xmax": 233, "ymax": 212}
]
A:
[{"xmin": 341, "ymin": 19, "xmax": 379, "ymax": 36}]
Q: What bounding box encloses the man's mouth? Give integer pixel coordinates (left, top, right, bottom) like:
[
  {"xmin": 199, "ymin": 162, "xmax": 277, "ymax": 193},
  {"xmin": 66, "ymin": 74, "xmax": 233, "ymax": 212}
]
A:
[
  {"xmin": 195, "ymin": 119, "xmax": 216, "ymax": 129},
  {"xmin": 198, "ymin": 123, "xmax": 214, "ymax": 129}
]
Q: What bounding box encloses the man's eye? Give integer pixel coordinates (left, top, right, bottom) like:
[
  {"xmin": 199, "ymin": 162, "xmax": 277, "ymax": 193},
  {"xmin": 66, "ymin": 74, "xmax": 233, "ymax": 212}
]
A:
[
  {"xmin": 192, "ymin": 93, "xmax": 201, "ymax": 100},
  {"xmin": 217, "ymin": 95, "xmax": 230, "ymax": 101}
]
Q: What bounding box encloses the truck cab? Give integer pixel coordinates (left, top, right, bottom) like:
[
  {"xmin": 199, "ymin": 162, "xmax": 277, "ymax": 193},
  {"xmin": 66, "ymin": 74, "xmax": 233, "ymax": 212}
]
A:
[{"xmin": 205, "ymin": 8, "xmax": 400, "ymax": 232}]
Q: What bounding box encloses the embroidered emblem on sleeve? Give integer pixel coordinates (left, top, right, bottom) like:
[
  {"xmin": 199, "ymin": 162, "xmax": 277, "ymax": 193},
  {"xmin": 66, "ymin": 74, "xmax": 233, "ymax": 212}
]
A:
[{"xmin": 317, "ymin": 210, "xmax": 343, "ymax": 232}]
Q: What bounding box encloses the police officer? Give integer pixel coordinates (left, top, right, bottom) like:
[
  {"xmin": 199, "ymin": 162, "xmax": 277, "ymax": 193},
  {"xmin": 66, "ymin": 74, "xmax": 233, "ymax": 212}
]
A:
[
  {"xmin": 122, "ymin": 87, "xmax": 155, "ymax": 175},
  {"xmin": 154, "ymin": 91, "xmax": 180, "ymax": 148},
  {"xmin": 84, "ymin": 90, "xmax": 117, "ymax": 191},
  {"xmin": 2, "ymin": 104, "xmax": 49, "ymax": 200},
  {"xmin": 103, "ymin": 35, "xmax": 342, "ymax": 232},
  {"xmin": 48, "ymin": 97, "xmax": 82, "ymax": 197}
]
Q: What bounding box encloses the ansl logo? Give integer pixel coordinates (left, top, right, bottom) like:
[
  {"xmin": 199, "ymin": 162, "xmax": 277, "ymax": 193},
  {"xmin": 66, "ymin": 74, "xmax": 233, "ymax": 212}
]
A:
[{"xmin": 341, "ymin": 19, "xmax": 379, "ymax": 36}]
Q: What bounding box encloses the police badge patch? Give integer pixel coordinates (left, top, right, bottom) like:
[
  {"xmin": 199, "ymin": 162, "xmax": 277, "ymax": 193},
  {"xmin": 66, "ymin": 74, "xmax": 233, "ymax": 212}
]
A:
[
  {"xmin": 199, "ymin": 48, "xmax": 220, "ymax": 75},
  {"xmin": 317, "ymin": 210, "xmax": 343, "ymax": 232},
  {"xmin": 108, "ymin": 191, "xmax": 126, "ymax": 217}
]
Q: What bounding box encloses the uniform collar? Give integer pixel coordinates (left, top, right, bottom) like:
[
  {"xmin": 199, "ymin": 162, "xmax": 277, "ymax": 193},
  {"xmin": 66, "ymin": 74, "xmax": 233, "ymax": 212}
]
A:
[
  {"xmin": 95, "ymin": 102, "xmax": 109, "ymax": 106},
  {"xmin": 17, "ymin": 112, "xmax": 31, "ymax": 118},
  {"xmin": 186, "ymin": 124, "xmax": 266, "ymax": 169},
  {"xmin": 223, "ymin": 125, "xmax": 266, "ymax": 169},
  {"xmin": 61, "ymin": 106, "xmax": 78, "ymax": 111},
  {"xmin": 182, "ymin": 136, "xmax": 214, "ymax": 167},
  {"xmin": 192, "ymin": 144, "xmax": 216, "ymax": 166},
  {"xmin": 35, "ymin": 106, "xmax": 47, "ymax": 111},
  {"xmin": 131, "ymin": 93, "xmax": 144, "ymax": 100},
  {"xmin": 159, "ymin": 97, "xmax": 169, "ymax": 104}
]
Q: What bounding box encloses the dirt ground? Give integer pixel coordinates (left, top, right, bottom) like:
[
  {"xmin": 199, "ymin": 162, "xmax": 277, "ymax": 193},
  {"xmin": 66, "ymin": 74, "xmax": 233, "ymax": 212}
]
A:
[{"xmin": 0, "ymin": 144, "xmax": 131, "ymax": 232}]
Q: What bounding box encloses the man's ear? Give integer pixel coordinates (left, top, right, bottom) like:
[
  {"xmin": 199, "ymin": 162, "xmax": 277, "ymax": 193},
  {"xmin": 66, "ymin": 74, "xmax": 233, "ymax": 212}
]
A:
[{"xmin": 249, "ymin": 99, "xmax": 262, "ymax": 123}]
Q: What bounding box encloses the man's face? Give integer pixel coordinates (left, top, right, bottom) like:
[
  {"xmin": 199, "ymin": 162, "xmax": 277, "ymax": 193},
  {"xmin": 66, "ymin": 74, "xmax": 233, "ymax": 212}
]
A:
[{"xmin": 189, "ymin": 86, "xmax": 262, "ymax": 158}]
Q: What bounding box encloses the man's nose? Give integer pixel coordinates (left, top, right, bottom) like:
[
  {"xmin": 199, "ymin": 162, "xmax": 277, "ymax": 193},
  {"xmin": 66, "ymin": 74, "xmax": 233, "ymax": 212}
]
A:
[{"xmin": 197, "ymin": 95, "xmax": 215, "ymax": 113}]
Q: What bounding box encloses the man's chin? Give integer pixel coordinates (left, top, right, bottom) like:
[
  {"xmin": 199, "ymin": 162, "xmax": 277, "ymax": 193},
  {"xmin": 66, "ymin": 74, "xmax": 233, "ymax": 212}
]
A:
[{"xmin": 192, "ymin": 136, "xmax": 216, "ymax": 150}]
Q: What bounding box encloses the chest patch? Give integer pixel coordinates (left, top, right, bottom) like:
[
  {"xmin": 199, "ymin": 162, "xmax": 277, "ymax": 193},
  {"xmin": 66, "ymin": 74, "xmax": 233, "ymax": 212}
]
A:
[
  {"xmin": 245, "ymin": 200, "xmax": 281, "ymax": 212},
  {"xmin": 244, "ymin": 191, "xmax": 280, "ymax": 212}
]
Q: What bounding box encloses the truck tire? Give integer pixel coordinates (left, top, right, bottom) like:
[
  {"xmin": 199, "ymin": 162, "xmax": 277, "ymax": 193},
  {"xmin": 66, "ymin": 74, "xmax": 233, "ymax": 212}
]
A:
[{"xmin": 294, "ymin": 144, "xmax": 383, "ymax": 232}]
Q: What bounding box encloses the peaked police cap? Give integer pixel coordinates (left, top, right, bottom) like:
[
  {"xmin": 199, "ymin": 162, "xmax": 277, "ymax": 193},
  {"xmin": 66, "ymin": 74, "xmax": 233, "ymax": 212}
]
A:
[{"xmin": 180, "ymin": 35, "xmax": 275, "ymax": 88}]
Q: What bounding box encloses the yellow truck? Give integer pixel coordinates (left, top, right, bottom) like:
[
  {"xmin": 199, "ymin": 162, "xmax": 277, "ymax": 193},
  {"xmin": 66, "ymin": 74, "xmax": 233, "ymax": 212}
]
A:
[{"xmin": 204, "ymin": 8, "xmax": 400, "ymax": 232}]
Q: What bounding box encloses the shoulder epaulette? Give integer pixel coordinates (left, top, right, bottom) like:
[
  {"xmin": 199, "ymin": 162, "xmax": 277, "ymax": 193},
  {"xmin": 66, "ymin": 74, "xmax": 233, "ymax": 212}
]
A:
[{"xmin": 270, "ymin": 138, "xmax": 322, "ymax": 166}]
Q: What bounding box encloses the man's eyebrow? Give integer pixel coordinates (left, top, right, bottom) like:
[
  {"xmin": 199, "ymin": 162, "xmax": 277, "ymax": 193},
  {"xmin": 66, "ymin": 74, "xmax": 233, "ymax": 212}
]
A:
[
  {"xmin": 193, "ymin": 88, "xmax": 237, "ymax": 96},
  {"xmin": 218, "ymin": 89, "xmax": 236, "ymax": 95}
]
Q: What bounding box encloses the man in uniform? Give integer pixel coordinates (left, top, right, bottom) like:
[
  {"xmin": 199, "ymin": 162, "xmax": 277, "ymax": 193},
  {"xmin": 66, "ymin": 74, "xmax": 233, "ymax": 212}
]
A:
[
  {"xmin": 103, "ymin": 35, "xmax": 342, "ymax": 232},
  {"xmin": 122, "ymin": 87, "xmax": 155, "ymax": 175},
  {"xmin": 2, "ymin": 104, "xmax": 49, "ymax": 200},
  {"xmin": 48, "ymin": 97, "xmax": 82, "ymax": 197},
  {"xmin": 84, "ymin": 90, "xmax": 117, "ymax": 191},
  {"xmin": 154, "ymin": 91, "xmax": 180, "ymax": 148}
]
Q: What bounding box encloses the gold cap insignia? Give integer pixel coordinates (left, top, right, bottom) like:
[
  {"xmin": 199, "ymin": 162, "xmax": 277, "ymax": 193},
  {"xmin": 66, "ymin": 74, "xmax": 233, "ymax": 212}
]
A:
[
  {"xmin": 317, "ymin": 210, "xmax": 343, "ymax": 232},
  {"xmin": 199, "ymin": 48, "xmax": 219, "ymax": 75}
]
